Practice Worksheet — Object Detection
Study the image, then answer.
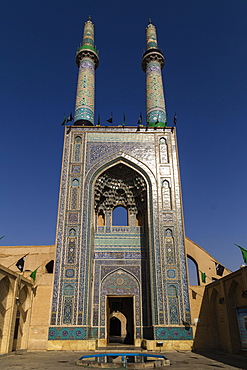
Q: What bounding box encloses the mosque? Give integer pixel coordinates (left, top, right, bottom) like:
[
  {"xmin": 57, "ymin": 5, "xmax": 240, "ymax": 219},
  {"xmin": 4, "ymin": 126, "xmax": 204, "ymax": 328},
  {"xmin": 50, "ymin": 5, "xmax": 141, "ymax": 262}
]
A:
[
  {"xmin": 0, "ymin": 19, "xmax": 245, "ymax": 355},
  {"xmin": 50, "ymin": 18, "xmax": 191, "ymax": 349}
]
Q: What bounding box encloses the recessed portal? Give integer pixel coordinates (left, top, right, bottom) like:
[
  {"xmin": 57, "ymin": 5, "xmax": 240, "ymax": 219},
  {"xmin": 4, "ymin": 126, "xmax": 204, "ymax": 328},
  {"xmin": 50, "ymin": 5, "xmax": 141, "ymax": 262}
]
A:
[
  {"xmin": 94, "ymin": 164, "xmax": 147, "ymax": 230},
  {"xmin": 108, "ymin": 297, "xmax": 134, "ymax": 345}
]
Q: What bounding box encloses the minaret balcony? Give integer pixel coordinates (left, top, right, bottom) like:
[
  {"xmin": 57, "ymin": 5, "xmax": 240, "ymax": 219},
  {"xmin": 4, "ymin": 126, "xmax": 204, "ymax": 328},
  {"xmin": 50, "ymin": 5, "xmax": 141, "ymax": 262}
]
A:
[
  {"xmin": 76, "ymin": 46, "xmax": 99, "ymax": 68},
  {"xmin": 142, "ymin": 48, "xmax": 165, "ymax": 71}
]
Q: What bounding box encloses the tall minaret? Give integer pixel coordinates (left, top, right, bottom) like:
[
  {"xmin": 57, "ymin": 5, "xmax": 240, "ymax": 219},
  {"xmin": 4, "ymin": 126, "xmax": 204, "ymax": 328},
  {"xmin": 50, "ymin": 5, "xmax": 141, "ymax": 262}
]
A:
[
  {"xmin": 142, "ymin": 21, "xmax": 167, "ymax": 127},
  {"xmin": 74, "ymin": 17, "xmax": 99, "ymax": 126}
]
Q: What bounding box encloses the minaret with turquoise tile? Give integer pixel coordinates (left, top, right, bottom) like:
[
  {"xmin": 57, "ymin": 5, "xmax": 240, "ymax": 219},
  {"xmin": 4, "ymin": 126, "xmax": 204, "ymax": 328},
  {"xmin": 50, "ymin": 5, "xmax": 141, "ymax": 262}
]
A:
[
  {"xmin": 142, "ymin": 21, "xmax": 167, "ymax": 127},
  {"xmin": 74, "ymin": 17, "xmax": 99, "ymax": 126}
]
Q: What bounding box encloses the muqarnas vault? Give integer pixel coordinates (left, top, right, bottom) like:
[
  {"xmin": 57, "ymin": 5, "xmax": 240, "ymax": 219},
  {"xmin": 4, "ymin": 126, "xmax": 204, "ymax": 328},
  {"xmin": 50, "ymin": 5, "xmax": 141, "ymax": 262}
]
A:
[{"xmin": 49, "ymin": 18, "xmax": 192, "ymax": 349}]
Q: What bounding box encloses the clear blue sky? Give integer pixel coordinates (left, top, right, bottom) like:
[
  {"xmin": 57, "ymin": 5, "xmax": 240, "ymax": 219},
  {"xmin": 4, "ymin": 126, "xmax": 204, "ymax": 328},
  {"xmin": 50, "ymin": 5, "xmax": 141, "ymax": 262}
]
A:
[{"xmin": 1, "ymin": 0, "xmax": 247, "ymax": 274}]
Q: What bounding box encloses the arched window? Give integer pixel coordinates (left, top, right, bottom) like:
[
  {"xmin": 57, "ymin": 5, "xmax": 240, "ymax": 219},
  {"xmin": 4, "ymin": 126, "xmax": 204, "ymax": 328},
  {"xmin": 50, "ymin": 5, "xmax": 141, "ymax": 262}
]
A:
[
  {"xmin": 112, "ymin": 206, "xmax": 128, "ymax": 226},
  {"xmin": 45, "ymin": 260, "xmax": 54, "ymax": 273},
  {"xmin": 187, "ymin": 256, "xmax": 199, "ymax": 285}
]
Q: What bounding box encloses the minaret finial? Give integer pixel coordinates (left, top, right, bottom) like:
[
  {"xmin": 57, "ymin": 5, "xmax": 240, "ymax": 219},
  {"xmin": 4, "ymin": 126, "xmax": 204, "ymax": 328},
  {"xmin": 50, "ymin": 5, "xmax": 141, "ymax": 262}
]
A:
[
  {"xmin": 142, "ymin": 23, "xmax": 167, "ymax": 127},
  {"xmin": 149, "ymin": 18, "xmax": 152, "ymax": 24},
  {"xmin": 74, "ymin": 18, "xmax": 99, "ymax": 126}
]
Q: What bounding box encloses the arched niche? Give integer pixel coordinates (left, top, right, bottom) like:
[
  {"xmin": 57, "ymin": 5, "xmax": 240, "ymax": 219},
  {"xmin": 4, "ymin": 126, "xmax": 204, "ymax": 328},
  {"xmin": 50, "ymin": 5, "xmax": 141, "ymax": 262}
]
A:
[
  {"xmin": 74, "ymin": 136, "xmax": 82, "ymax": 162},
  {"xmin": 74, "ymin": 136, "xmax": 82, "ymax": 144},
  {"xmin": 165, "ymin": 228, "xmax": 175, "ymax": 264},
  {"xmin": 167, "ymin": 284, "xmax": 179, "ymax": 324},
  {"xmin": 98, "ymin": 209, "xmax": 105, "ymax": 226},
  {"xmin": 94, "ymin": 163, "xmax": 147, "ymax": 229},
  {"xmin": 159, "ymin": 137, "xmax": 168, "ymax": 163},
  {"xmin": 162, "ymin": 180, "xmax": 171, "ymax": 210}
]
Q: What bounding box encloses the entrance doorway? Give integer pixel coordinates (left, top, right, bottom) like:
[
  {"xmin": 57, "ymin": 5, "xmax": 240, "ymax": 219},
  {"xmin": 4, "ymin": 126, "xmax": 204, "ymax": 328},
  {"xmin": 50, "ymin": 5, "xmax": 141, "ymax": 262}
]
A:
[{"xmin": 107, "ymin": 297, "xmax": 134, "ymax": 344}]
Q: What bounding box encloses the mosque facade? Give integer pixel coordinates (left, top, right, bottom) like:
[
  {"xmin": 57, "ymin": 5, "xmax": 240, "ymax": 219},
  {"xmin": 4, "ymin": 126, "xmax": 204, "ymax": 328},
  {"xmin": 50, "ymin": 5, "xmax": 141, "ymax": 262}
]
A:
[{"xmin": 48, "ymin": 18, "xmax": 192, "ymax": 349}]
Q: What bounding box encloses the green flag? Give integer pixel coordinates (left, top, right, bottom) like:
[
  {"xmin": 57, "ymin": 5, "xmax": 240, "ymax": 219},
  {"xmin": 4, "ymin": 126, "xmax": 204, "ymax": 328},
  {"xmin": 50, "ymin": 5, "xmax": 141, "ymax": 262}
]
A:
[
  {"xmin": 201, "ymin": 272, "xmax": 206, "ymax": 283},
  {"xmin": 0, "ymin": 235, "xmax": 5, "ymax": 240},
  {"xmin": 235, "ymin": 244, "xmax": 247, "ymax": 264},
  {"xmin": 30, "ymin": 268, "xmax": 38, "ymax": 282}
]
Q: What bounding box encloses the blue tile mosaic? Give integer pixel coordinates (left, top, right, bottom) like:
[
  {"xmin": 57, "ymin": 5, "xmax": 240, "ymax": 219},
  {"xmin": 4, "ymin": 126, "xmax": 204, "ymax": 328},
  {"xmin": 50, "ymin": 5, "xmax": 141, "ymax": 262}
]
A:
[
  {"xmin": 48, "ymin": 327, "xmax": 87, "ymax": 340},
  {"xmin": 155, "ymin": 327, "xmax": 193, "ymax": 340}
]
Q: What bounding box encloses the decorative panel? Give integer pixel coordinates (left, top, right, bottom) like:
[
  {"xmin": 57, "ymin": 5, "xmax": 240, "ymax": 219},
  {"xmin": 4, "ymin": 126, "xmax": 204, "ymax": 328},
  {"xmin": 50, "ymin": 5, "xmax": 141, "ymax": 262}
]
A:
[{"xmin": 50, "ymin": 127, "xmax": 190, "ymax": 341}]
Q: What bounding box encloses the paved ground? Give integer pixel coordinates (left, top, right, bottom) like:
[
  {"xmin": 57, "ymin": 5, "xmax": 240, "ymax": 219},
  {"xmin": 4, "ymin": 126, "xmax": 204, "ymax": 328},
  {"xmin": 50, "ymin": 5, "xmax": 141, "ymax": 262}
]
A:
[{"xmin": 1, "ymin": 350, "xmax": 247, "ymax": 369}]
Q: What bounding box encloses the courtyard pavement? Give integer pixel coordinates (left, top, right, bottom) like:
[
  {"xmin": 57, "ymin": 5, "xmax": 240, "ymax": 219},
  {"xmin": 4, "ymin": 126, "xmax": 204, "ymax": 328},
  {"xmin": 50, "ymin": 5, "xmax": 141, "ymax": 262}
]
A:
[{"xmin": 1, "ymin": 350, "xmax": 247, "ymax": 370}]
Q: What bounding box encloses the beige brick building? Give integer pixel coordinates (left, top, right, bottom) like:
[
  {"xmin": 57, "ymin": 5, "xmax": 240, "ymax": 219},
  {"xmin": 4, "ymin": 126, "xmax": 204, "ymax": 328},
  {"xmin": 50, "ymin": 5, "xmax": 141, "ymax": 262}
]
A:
[{"xmin": 0, "ymin": 238, "xmax": 237, "ymax": 354}]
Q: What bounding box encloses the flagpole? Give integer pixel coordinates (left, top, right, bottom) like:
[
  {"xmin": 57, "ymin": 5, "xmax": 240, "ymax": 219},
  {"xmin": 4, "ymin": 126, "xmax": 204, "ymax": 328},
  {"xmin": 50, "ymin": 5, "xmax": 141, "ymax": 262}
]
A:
[
  {"xmin": 7, "ymin": 261, "xmax": 17, "ymax": 269},
  {"xmin": 8, "ymin": 253, "xmax": 29, "ymax": 269},
  {"xmin": 30, "ymin": 265, "xmax": 42, "ymax": 282}
]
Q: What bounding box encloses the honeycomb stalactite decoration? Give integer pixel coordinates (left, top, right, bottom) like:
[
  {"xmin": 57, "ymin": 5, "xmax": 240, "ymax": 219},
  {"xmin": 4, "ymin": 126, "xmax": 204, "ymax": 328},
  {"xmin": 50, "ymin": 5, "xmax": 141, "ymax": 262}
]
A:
[{"xmin": 94, "ymin": 165, "xmax": 147, "ymax": 213}]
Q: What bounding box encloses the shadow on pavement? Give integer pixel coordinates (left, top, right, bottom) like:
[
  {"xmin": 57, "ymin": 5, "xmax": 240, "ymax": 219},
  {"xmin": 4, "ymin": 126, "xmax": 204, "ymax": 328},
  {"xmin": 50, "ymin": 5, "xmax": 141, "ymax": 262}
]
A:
[{"xmin": 194, "ymin": 351, "xmax": 247, "ymax": 369}]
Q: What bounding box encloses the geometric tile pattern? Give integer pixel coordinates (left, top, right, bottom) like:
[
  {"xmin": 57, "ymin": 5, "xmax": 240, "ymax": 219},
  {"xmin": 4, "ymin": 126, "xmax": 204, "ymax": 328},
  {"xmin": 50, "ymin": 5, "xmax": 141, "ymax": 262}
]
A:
[
  {"xmin": 155, "ymin": 327, "xmax": 193, "ymax": 340},
  {"xmin": 74, "ymin": 59, "xmax": 95, "ymax": 124},
  {"xmin": 49, "ymin": 126, "xmax": 191, "ymax": 341},
  {"xmin": 146, "ymin": 61, "xmax": 166, "ymax": 125},
  {"xmin": 48, "ymin": 327, "xmax": 87, "ymax": 340}
]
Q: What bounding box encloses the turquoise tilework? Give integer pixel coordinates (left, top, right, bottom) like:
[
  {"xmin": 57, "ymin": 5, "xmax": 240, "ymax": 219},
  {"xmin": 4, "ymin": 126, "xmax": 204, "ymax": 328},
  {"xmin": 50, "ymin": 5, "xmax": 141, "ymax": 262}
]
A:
[
  {"xmin": 155, "ymin": 327, "xmax": 193, "ymax": 340},
  {"xmin": 48, "ymin": 327, "xmax": 87, "ymax": 340}
]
